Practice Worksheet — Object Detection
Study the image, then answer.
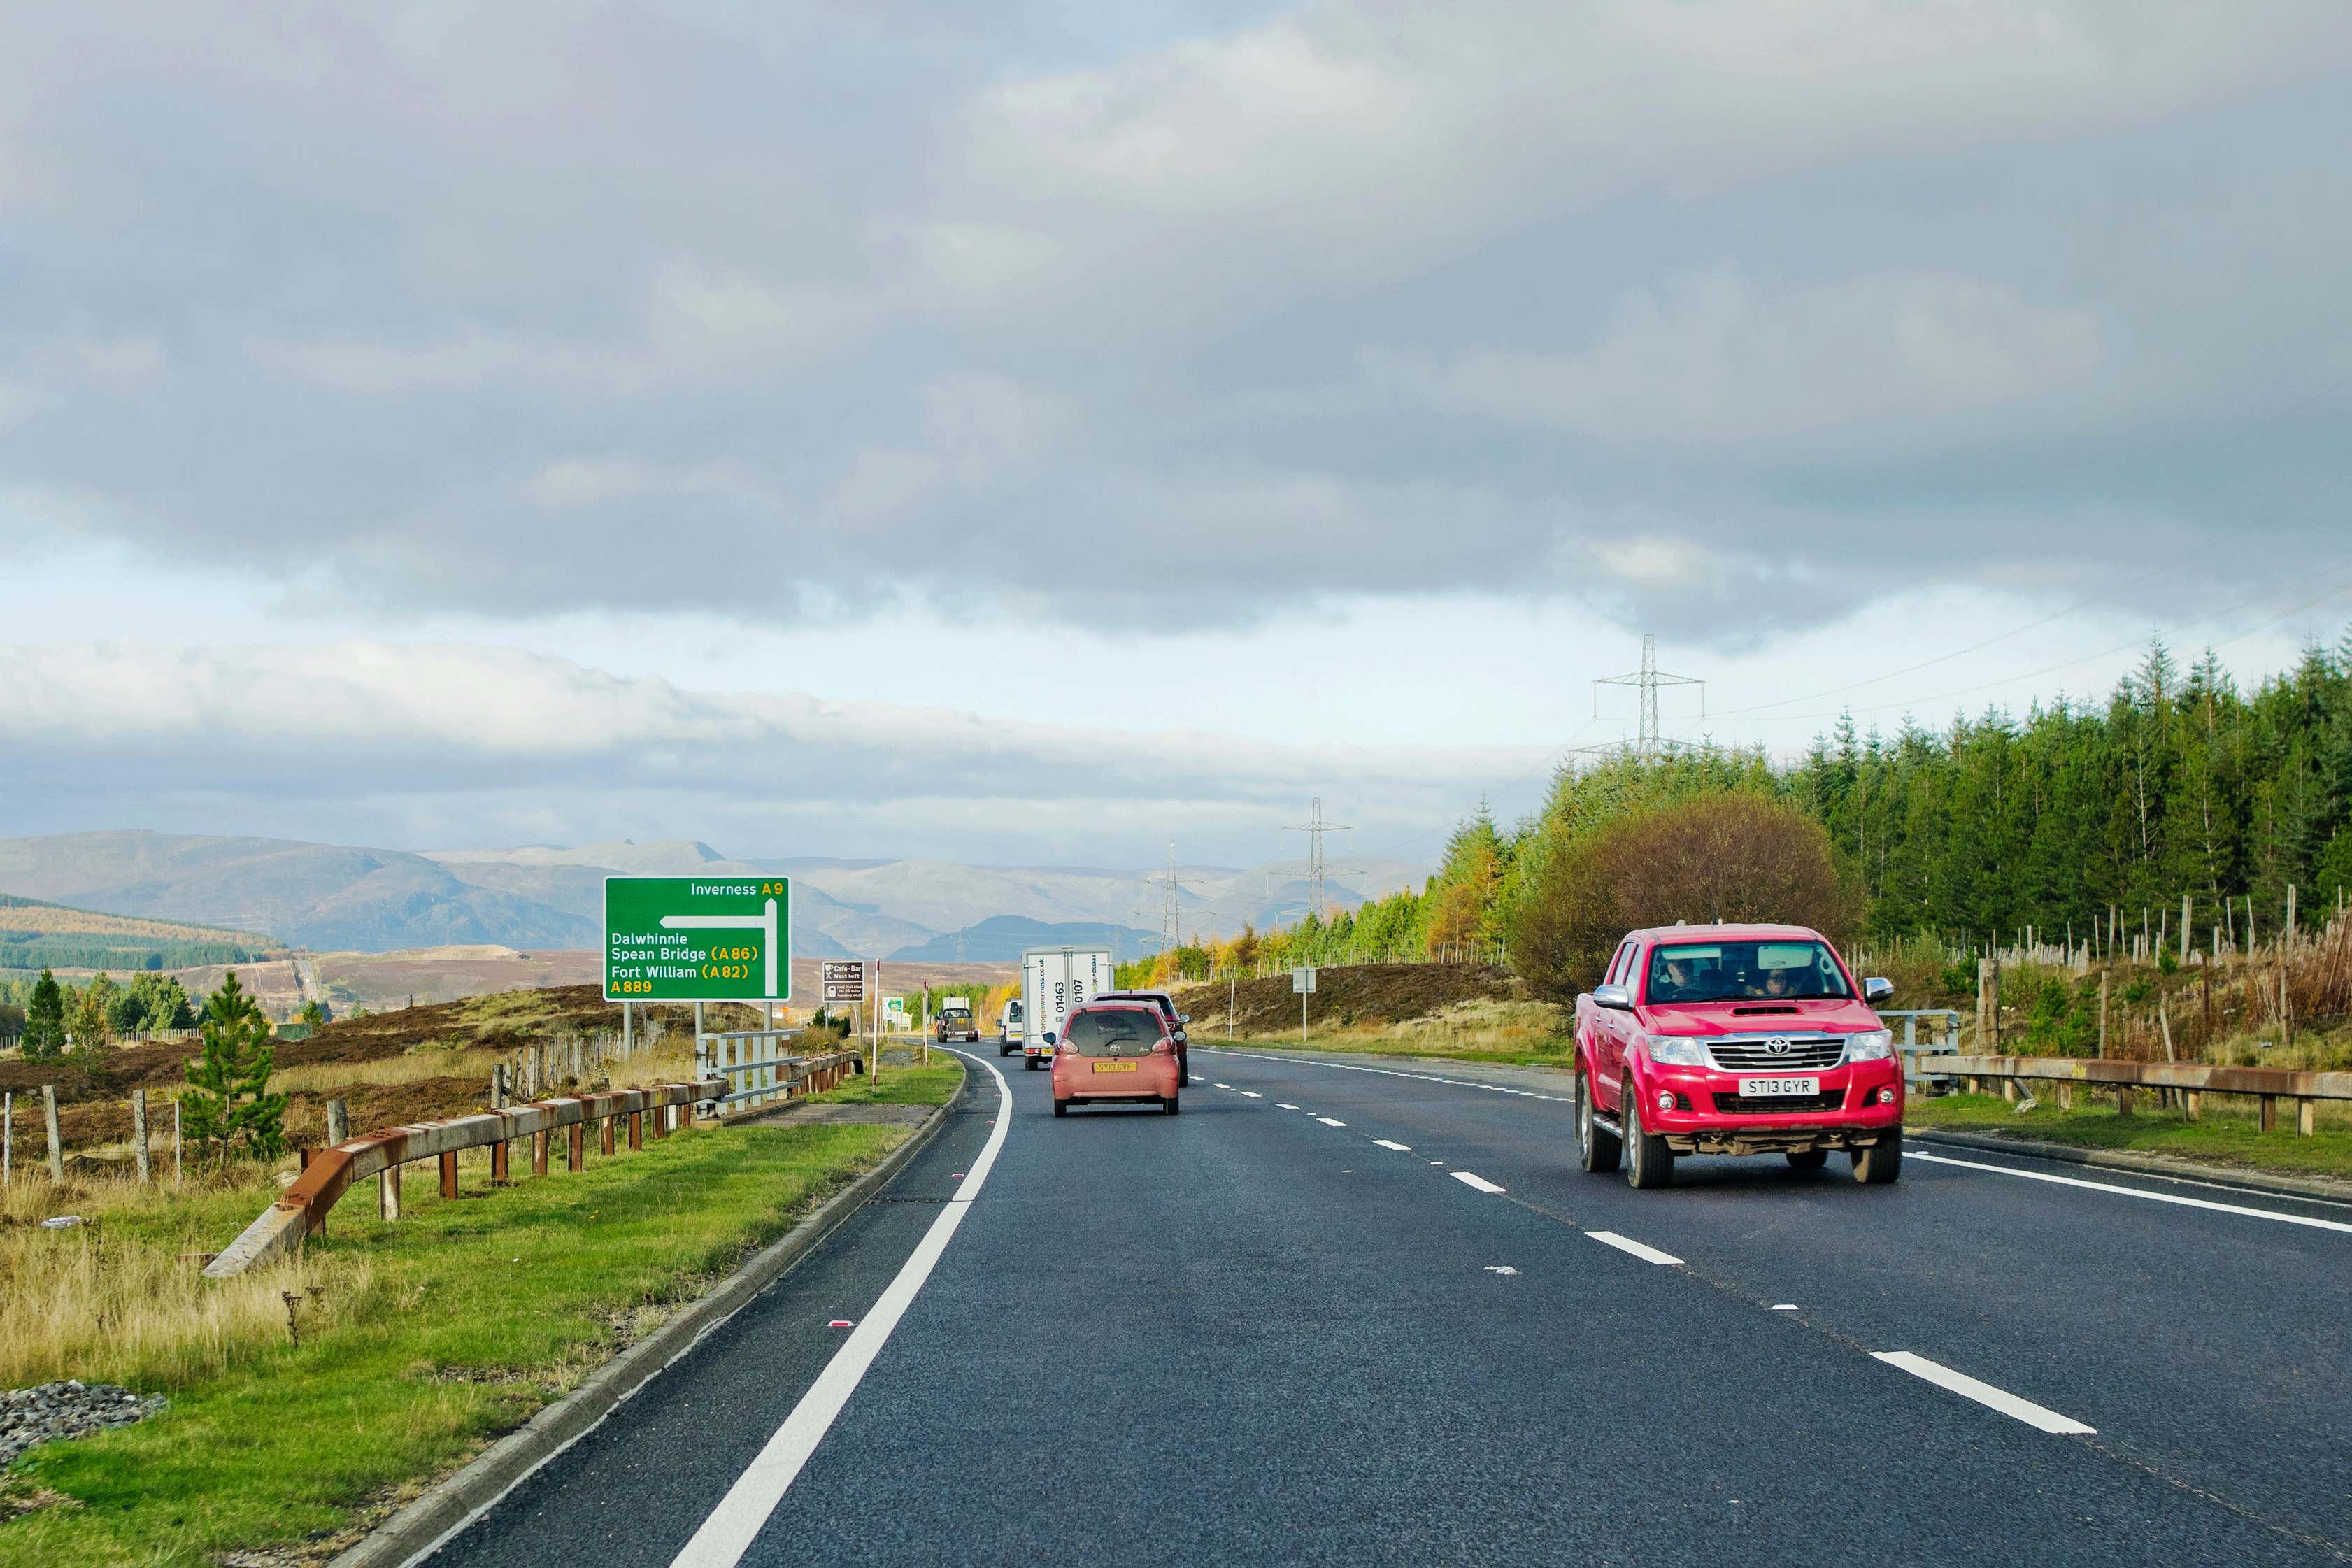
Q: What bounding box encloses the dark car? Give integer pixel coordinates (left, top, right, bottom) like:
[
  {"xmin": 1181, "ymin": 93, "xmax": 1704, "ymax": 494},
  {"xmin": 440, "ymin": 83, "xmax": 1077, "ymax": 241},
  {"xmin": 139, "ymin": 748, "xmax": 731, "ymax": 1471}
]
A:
[{"xmin": 1095, "ymin": 990, "xmax": 1192, "ymax": 1081}]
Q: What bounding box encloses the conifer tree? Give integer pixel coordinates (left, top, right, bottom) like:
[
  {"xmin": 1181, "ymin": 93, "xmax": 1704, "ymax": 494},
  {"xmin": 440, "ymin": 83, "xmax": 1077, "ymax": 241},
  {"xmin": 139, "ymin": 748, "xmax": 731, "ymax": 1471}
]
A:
[
  {"xmin": 22, "ymin": 968, "xmax": 65, "ymax": 1061},
  {"xmin": 181, "ymin": 971, "xmax": 287, "ymax": 1162}
]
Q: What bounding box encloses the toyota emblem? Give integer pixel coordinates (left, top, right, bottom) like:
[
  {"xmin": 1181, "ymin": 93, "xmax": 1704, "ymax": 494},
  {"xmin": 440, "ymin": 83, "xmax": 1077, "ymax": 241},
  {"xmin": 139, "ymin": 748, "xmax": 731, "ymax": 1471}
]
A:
[{"xmin": 1765, "ymin": 1037, "xmax": 1792, "ymax": 1056}]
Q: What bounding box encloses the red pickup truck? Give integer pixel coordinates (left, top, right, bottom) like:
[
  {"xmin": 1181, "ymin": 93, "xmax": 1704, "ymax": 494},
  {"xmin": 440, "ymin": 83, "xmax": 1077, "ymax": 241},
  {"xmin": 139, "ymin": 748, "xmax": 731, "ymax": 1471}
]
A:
[{"xmin": 1573, "ymin": 922, "xmax": 1903, "ymax": 1188}]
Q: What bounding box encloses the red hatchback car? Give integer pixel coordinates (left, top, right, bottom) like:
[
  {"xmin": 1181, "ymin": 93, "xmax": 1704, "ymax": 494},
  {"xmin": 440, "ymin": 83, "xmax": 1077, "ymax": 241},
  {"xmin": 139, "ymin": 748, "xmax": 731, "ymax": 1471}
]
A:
[{"xmin": 1050, "ymin": 1002, "xmax": 1182, "ymax": 1117}]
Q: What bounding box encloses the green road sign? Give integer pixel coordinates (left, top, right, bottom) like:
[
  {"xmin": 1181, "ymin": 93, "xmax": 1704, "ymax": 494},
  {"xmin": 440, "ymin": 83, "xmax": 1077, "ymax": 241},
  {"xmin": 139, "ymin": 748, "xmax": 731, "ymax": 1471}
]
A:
[{"xmin": 604, "ymin": 876, "xmax": 791, "ymax": 1002}]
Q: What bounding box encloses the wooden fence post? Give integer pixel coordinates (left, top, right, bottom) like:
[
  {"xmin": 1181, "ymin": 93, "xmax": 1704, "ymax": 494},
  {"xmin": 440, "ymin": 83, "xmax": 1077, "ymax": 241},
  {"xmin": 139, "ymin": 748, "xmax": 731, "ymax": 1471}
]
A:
[
  {"xmin": 43, "ymin": 1084, "xmax": 63, "ymax": 1181},
  {"xmin": 327, "ymin": 1099, "xmax": 349, "ymax": 1146},
  {"xmin": 131, "ymin": 1088, "xmax": 150, "ymax": 1184},
  {"xmin": 439, "ymin": 1150, "xmax": 459, "ymax": 1199}
]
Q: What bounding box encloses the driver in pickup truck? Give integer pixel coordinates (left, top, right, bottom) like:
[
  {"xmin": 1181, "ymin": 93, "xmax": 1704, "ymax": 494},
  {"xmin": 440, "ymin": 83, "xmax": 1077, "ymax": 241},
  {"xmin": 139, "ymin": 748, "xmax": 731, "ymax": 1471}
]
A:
[{"xmin": 1653, "ymin": 955, "xmax": 1701, "ymax": 1002}]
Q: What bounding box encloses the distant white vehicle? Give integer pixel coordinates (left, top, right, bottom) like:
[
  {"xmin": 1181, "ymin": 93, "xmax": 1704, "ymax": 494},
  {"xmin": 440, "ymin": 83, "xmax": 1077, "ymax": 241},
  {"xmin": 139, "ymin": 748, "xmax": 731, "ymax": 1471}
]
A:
[
  {"xmin": 997, "ymin": 998, "xmax": 1025, "ymax": 1056},
  {"xmin": 1021, "ymin": 945, "xmax": 1113, "ymax": 1071}
]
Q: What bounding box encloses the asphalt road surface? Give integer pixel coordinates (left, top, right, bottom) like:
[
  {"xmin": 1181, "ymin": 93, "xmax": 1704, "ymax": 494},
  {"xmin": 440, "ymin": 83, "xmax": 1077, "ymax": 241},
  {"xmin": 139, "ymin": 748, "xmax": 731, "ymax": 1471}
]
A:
[{"xmin": 429, "ymin": 1045, "xmax": 2352, "ymax": 1567}]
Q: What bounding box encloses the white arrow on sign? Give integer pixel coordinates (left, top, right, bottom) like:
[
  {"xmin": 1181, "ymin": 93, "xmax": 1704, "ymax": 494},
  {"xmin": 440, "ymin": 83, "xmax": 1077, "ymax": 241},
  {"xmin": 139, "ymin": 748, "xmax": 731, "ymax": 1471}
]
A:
[{"xmin": 660, "ymin": 897, "xmax": 781, "ymax": 997}]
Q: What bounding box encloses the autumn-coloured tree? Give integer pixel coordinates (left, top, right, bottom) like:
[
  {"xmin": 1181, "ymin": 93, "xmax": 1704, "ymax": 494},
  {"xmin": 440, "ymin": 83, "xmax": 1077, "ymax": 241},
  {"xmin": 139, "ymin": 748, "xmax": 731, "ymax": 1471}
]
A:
[{"xmin": 1508, "ymin": 792, "xmax": 1858, "ymax": 1002}]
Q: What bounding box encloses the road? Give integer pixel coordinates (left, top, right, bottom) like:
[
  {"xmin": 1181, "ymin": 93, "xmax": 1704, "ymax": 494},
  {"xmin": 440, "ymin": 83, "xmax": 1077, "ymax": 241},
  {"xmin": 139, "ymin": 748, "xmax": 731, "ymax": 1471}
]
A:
[{"xmin": 429, "ymin": 1044, "xmax": 2352, "ymax": 1567}]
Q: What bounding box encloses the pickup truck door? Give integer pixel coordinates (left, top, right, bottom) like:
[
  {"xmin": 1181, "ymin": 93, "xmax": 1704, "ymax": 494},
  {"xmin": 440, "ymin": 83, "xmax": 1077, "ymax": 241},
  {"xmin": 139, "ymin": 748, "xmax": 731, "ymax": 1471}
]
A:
[{"xmin": 1592, "ymin": 941, "xmax": 1638, "ymax": 1113}]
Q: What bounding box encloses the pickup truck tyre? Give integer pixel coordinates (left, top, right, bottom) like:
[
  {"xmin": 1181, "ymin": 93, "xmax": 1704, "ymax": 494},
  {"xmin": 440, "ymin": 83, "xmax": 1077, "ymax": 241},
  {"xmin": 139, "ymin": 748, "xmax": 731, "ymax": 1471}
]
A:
[
  {"xmin": 1624, "ymin": 1095, "xmax": 1674, "ymax": 1189},
  {"xmin": 1576, "ymin": 1072, "xmax": 1620, "ymax": 1174},
  {"xmin": 1851, "ymin": 1129, "xmax": 1903, "ymax": 1185},
  {"xmin": 1784, "ymin": 1148, "xmax": 1829, "ymax": 1170}
]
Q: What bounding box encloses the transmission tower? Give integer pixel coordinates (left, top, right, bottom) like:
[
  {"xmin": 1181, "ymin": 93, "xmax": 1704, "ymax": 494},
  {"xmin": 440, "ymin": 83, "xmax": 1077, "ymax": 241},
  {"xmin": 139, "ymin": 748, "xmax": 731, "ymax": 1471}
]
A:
[
  {"xmin": 1283, "ymin": 797, "xmax": 1353, "ymax": 921},
  {"xmin": 1590, "ymin": 634, "xmax": 1704, "ymax": 760}
]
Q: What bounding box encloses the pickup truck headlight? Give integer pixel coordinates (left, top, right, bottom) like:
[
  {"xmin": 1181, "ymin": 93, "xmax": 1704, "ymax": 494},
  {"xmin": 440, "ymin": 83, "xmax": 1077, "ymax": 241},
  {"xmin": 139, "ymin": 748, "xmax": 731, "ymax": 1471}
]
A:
[
  {"xmin": 1644, "ymin": 1034, "xmax": 1711, "ymax": 1067},
  {"xmin": 1847, "ymin": 1029, "xmax": 1894, "ymax": 1061}
]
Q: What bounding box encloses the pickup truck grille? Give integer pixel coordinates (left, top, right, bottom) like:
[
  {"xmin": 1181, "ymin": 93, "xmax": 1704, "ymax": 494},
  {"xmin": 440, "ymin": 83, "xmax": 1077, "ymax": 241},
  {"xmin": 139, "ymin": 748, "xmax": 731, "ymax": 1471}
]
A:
[
  {"xmin": 1713, "ymin": 1089, "xmax": 1848, "ymax": 1116},
  {"xmin": 1705, "ymin": 1036, "xmax": 1846, "ymax": 1071}
]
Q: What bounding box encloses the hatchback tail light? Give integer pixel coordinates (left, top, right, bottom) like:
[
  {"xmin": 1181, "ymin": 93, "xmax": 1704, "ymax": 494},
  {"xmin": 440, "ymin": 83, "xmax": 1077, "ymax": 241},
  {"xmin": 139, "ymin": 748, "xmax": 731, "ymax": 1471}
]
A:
[{"xmin": 1152, "ymin": 1040, "xmax": 1172, "ymax": 1054}]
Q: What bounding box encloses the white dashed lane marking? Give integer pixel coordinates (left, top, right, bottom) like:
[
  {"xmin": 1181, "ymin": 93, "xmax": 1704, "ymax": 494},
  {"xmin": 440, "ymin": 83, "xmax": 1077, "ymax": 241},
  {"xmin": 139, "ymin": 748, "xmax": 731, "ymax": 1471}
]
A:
[
  {"xmin": 1208, "ymin": 1048, "xmax": 1569, "ymax": 1103},
  {"xmin": 1276, "ymin": 1103, "xmax": 1299, "ymax": 1110},
  {"xmin": 1371, "ymin": 1139, "xmax": 1412, "ymax": 1151},
  {"xmin": 1585, "ymin": 1230, "xmax": 1681, "ymax": 1265},
  {"xmin": 1239, "ymin": 1090, "xmax": 1262, "ymax": 1097},
  {"xmin": 1870, "ymin": 1352, "xmax": 2096, "ymax": 1434},
  {"xmin": 1450, "ymin": 1171, "xmax": 1506, "ymax": 1194},
  {"xmin": 1316, "ymin": 1117, "xmax": 1348, "ymax": 1127}
]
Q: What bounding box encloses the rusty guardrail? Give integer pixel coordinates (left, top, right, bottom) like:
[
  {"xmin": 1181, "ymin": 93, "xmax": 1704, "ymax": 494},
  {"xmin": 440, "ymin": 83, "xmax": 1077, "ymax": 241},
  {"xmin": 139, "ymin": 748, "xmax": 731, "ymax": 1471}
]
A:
[
  {"xmin": 204, "ymin": 1048, "xmax": 866, "ymax": 1279},
  {"xmin": 1932, "ymin": 1054, "xmax": 2352, "ymax": 1136}
]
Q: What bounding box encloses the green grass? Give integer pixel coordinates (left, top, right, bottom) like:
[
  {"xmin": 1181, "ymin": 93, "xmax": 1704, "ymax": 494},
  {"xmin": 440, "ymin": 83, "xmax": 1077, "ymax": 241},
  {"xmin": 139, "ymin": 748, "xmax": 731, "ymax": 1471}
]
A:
[
  {"xmin": 1906, "ymin": 1091, "xmax": 2352, "ymax": 1181},
  {"xmin": 0, "ymin": 1061, "xmax": 962, "ymax": 1567}
]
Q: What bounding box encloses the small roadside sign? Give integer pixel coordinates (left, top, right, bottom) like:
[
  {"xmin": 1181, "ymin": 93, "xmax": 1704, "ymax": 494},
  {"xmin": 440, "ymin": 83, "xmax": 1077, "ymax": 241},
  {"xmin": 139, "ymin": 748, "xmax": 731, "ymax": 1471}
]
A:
[
  {"xmin": 1292, "ymin": 967, "xmax": 1317, "ymax": 994},
  {"xmin": 883, "ymin": 996, "xmax": 908, "ymax": 1028},
  {"xmin": 822, "ymin": 962, "xmax": 866, "ymax": 1003},
  {"xmin": 605, "ymin": 876, "xmax": 790, "ymax": 1002}
]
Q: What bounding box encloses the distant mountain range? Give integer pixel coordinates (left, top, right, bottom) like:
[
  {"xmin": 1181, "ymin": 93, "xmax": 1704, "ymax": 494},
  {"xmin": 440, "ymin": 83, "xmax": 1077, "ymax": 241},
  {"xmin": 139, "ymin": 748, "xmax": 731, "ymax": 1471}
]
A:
[
  {"xmin": 883, "ymin": 915, "xmax": 1161, "ymax": 964},
  {"xmin": 0, "ymin": 830, "xmax": 1429, "ymax": 960}
]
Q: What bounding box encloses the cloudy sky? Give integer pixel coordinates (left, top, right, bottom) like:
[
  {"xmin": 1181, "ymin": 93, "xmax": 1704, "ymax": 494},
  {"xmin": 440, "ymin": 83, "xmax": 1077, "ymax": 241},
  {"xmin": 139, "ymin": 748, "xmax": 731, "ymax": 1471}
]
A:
[{"xmin": 4, "ymin": 1, "xmax": 2351, "ymax": 869}]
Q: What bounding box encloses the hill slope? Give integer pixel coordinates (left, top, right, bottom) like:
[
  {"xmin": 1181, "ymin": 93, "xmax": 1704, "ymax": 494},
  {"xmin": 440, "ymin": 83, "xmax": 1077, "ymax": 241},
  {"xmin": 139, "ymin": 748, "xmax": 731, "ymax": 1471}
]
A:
[{"xmin": 0, "ymin": 892, "xmax": 278, "ymax": 971}]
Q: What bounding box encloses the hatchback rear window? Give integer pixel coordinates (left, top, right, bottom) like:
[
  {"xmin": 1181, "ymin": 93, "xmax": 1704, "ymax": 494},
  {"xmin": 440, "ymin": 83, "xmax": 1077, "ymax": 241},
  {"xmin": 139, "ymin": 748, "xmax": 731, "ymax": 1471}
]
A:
[{"xmin": 1062, "ymin": 1008, "xmax": 1162, "ymax": 1056}]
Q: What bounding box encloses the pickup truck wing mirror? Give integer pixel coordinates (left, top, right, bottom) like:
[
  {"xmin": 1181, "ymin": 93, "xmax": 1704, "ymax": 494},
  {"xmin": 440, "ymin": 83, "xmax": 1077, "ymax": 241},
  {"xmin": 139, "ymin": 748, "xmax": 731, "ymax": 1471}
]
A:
[
  {"xmin": 1863, "ymin": 977, "xmax": 1895, "ymax": 1005},
  {"xmin": 1592, "ymin": 983, "xmax": 1634, "ymax": 1011}
]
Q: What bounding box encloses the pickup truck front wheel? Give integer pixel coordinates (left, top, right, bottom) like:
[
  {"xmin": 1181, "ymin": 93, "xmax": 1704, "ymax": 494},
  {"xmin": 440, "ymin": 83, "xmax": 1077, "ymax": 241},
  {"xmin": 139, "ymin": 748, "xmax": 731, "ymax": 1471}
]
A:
[
  {"xmin": 1851, "ymin": 1129, "xmax": 1903, "ymax": 1185},
  {"xmin": 1624, "ymin": 1094, "xmax": 1674, "ymax": 1189},
  {"xmin": 1576, "ymin": 1072, "xmax": 1620, "ymax": 1174}
]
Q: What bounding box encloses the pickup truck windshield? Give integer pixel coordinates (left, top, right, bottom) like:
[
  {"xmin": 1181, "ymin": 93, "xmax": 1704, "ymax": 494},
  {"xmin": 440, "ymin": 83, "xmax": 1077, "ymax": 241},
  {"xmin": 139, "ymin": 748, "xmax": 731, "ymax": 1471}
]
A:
[{"xmin": 1645, "ymin": 941, "xmax": 1851, "ymax": 1003}]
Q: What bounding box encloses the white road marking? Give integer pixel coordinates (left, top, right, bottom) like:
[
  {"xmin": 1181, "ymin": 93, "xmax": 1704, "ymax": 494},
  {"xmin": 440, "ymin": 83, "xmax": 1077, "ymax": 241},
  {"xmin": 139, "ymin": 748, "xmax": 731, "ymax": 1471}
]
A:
[
  {"xmin": 1451, "ymin": 1171, "xmax": 1506, "ymax": 1193},
  {"xmin": 1316, "ymin": 1117, "xmax": 1348, "ymax": 1127},
  {"xmin": 1869, "ymin": 1351, "xmax": 2096, "ymax": 1434},
  {"xmin": 1276, "ymin": 1103, "xmax": 1299, "ymax": 1110},
  {"xmin": 1585, "ymin": 1230, "xmax": 1681, "ymax": 1265},
  {"xmin": 1213, "ymin": 1082, "xmax": 1233, "ymax": 1090},
  {"xmin": 1209, "ymin": 1048, "xmax": 1570, "ymax": 1102},
  {"xmin": 670, "ymin": 1049, "xmax": 1012, "ymax": 1568},
  {"xmin": 1371, "ymin": 1139, "xmax": 1413, "ymax": 1151},
  {"xmin": 1771, "ymin": 1304, "xmax": 1799, "ymax": 1311},
  {"xmin": 1239, "ymin": 1090, "xmax": 1262, "ymax": 1097},
  {"xmin": 1483, "ymin": 1265, "xmax": 1518, "ymax": 1275},
  {"xmin": 1911, "ymin": 1152, "xmax": 2352, "ymax": 1236}
]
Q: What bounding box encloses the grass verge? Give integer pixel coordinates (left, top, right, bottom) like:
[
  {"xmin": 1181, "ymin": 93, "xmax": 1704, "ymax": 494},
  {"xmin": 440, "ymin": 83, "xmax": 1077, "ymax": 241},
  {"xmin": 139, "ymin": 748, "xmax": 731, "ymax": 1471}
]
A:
[
  {"xmin": 0, "ymin": 1060, "xmax": 963, "ymax": 1567},
  {"xmin": 1906, "ymin": 1090, "xmax": 2352, "ymax": 1181}
]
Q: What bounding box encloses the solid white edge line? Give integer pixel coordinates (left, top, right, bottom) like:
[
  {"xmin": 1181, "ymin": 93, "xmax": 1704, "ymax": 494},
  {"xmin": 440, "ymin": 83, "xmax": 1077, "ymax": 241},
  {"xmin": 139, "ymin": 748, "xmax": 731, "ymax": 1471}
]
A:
[
  {"xmin": 1911, "ymin": 1152, "xmax": 2352, "ymax": 1236},
  {"xmin": 1584, "ymin": 1230, "xmax": 1680, "ymax": 1265},
  {"xmin": 1870, "ymin": 1351, "xmax": 2096, "ymax": 1434},
  {"xmin": 669, "ymin": 1048, "xmax": 1013, "ymax": 1568},
  {"xmin": 1451, "ymin": 1170, "xmax": 1506, "ymax": 1194}
]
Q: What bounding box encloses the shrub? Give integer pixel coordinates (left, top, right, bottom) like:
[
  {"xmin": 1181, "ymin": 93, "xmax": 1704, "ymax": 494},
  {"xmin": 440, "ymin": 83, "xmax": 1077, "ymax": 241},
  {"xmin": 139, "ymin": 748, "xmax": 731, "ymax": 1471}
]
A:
[{"xmin": 1507, "ymin": 792, "xmax": 1860, "ymax": 1002}]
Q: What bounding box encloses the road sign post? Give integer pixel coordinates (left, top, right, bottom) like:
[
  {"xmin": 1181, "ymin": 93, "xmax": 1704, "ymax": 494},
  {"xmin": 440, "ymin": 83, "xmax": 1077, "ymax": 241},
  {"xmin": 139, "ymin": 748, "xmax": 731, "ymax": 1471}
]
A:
[{"xmin": 1293, "ymin": 966, "xmax": 1316, "ymax": 1043}]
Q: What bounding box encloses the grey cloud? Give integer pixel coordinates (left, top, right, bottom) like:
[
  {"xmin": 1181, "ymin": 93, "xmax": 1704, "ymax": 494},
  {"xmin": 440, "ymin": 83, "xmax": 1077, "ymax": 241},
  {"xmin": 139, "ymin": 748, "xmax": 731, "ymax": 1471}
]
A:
[
  {"xmin": 0, "ymin": 640, "xmax": 1528, "ymax": 864},
  {"xmin": 2, "ymin": 3, "xmax": 2350, "ymax": 641}
]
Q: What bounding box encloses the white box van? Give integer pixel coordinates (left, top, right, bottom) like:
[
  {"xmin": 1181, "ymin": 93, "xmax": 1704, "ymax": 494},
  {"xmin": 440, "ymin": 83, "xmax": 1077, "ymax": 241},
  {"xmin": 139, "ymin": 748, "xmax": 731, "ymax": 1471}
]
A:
[
  {"xmin": 1021, "ymin": 946, "xmax": 1113, "ymax": 1071},
  {"xmin": 997, "ymin": 998, "xmax": 1025, "ymax": 1055}
]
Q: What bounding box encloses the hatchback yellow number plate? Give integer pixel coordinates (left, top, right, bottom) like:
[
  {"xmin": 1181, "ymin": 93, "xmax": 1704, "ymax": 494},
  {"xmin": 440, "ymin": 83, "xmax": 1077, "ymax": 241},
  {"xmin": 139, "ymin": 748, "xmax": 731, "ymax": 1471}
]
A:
[{"xmin": 1092, "ymin": 1060, "xmax": 1139, "ymax": 1074}]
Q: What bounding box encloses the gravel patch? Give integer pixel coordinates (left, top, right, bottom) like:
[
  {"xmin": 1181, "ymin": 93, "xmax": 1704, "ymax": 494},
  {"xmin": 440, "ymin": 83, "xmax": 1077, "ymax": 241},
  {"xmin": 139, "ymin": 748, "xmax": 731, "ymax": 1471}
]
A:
[{"xmin": 1, "ymin": 1380, "xmax": 166, "ymax": 1469}]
